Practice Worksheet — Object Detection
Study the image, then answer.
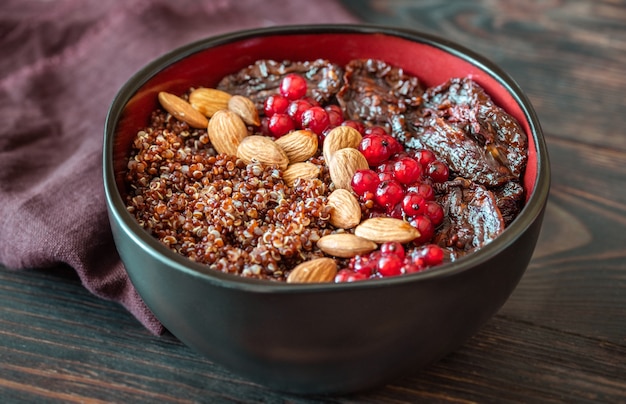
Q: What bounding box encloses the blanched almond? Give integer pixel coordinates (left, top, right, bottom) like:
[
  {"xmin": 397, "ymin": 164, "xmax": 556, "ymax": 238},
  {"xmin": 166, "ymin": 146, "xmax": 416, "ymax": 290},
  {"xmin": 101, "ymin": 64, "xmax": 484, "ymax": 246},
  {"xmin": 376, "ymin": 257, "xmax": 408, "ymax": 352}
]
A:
[
  {"xmin": 287, "ymin": 257, "xmax": 337, "ymax": 283},
  {"xmin": 317, "ymin": 233, "xmax": 377, "ymax": 258},
  {"xmin": 158, "ymin": 91, "xmax": 209, "ymax": 129},
  {"xmin": 275, "ymin": 130, "xmax": 319, "ymax": 164},
  {"xmin": 189, "ymin": 88, "xmax": 232, "ymax": 117},
  {"xmin": 327, "ymin": 189, "xmax": 361, "ymax": 229},
  {"xmin": 228, "ymin": 95, "xmax": 260, "ymax": 126},
  {"xmin": 207, "ymin": 109, "xmax": 248, "ymax": 156},
  {"xmin": 236, "ymin": 135, "xmax": 289, "ymax": 170},
  {"xmin": 354, "ymin": 217, "xmax": 420, "ymax": 244},
  {"xmin": 328, "ymin": 148, "xmax": 369, "ymax": 190},
  {"xmin": 323, "ymin": 125, "xmax": 362, "ymax": 163},
  {"xmin": 283, "ymin": 162, "xmax": 320, "ymax": 187}
]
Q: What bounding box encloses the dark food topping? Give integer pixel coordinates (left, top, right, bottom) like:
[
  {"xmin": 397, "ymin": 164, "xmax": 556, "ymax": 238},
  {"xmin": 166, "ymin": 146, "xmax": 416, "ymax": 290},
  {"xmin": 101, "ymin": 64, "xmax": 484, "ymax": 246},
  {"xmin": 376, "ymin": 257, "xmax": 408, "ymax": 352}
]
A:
[
  {"xmin": 433, "ymin": 178, "xmax": 505, "ymax": 258},
  {"xmin": 217, "ymin": 59, "xmax": 344, "ymax": 110},
  {"xmin": 405, "ymin": 77, "xmax": 527, "ymax": 187},
  {"xmin": 337, "ymin": 59, "xmax": 424, "ymax": 136}
]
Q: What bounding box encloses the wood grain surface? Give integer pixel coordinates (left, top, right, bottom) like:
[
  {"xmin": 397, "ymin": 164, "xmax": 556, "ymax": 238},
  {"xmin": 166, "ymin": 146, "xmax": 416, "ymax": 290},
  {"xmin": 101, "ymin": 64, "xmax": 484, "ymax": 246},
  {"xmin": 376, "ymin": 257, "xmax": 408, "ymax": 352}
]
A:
[{"xmin": 2, "ymin": 0, "xmax": 625, "ymax": 402}]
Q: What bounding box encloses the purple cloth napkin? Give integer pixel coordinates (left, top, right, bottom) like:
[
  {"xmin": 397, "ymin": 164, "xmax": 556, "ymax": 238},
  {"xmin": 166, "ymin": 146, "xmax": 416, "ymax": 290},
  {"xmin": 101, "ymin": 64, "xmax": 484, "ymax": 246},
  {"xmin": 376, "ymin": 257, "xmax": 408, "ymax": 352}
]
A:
[{"xmin": 0, "ymin": 0, "xmax": 358, "ymax": 334}]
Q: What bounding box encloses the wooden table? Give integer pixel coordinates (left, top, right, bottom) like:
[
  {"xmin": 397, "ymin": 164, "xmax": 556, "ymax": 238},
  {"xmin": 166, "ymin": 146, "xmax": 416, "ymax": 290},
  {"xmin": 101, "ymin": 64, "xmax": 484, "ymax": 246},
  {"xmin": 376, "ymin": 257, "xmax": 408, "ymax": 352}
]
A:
[{"xmin": 2, "ymin": 1, "xmax": 625, "ymax": 402}]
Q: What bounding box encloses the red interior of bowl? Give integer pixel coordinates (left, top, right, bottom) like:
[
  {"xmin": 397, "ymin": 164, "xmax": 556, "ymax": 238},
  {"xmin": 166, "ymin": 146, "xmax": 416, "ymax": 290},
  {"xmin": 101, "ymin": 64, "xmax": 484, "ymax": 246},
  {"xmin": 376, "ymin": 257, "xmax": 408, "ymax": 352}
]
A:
[{"xmin": 114, "ymin": 32, "xmax": 537, "ymax": 200}]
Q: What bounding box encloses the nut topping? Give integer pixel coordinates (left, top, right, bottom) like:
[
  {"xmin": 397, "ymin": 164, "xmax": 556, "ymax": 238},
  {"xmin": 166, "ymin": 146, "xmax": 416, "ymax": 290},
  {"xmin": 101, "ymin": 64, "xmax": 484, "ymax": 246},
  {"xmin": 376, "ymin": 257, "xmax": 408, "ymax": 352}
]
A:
[
  {"xmin": 354, "ymin": 217, "xmax": 420, "ymax": 244},
  {"xmin": 228, "ymin": 95, "xmax": 261, "ymax": 126},
  {"xmin": 189, "ymin": 88, "xmax": 232, "ymax": 117},
  {"xmin": 327, "ymin": 189, "xmax": 361, "ymax": 229},
  {"xmin": 328, "ymin": 147, "xmax": 369, "ymax": 190},
  {"xmin": 236, "ymin": 135, "xmax": 289, "ymax": 170},
  {"xmin": 322, "ymin": 125, "xmax": 362, "ymax": 163},
  {"xmin": 317, "ymin": 233, "xmax": 377, "ymax": 258},
  {"xmin": 274, "ymin": 129, "xmax": 319, "ymax": 164},
  {"xmin": 157, "ymin": 91, "xmax": 209, "ymax": 129},
  {"xmin": 282, "ymin": 162, "xmax": 320, "ymax": 187},
  {"xmin": 286, "ymin": 257, "xmax": 338, "ymax": 283},
  {"xmin": 207, "ymin": 109, "xmax": 249, "ymax": 156}
]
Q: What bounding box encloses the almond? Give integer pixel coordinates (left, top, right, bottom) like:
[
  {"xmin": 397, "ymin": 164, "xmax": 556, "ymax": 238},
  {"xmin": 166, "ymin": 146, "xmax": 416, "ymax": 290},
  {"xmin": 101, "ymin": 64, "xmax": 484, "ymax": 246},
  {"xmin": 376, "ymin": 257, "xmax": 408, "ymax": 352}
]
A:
[
  {"xmin": 158, "ymin": 91, "xmax": 209, "ymax": 129},
  {"xmin": 207, "ymin": 109, "xmax": 249, "ymax": 156},
  {"xmin": 283, "ymin": 162, "xmax": 320, "ymax": 187},
  {"xmin": 228, "ymin": 95, "xmax": 260, "ymax": 126},
  {"xmin": 274, "ymin": 130, "xmax": 319, "ymax": 164},
  {"xmin": 286, "ymin": 257, "xmax": 337, "ymax": 283},
  {"xmin": 328, "ymin": 147, "xmax": 369, "ymax": 190},
  {"xmin": 236, "ymin": 135, "xmax": 289, "ymax": 170},
  {"xmin": 322, "ymin": 125, "xmax": 362, "ymax": 163},
  {"xmin": 316, "ymin": 233, "xmax": 377, "ymax": 258},
  {"xmin": 327, "ymin": 189, "xmax": 361, "ymax": 229},
  {"xmin": 354, "ymin": 217, "xmax": 420, "ymax": 244},
  {"xmin": 189, "ymin": 88, "xmax": 232, "ymax": 117}
]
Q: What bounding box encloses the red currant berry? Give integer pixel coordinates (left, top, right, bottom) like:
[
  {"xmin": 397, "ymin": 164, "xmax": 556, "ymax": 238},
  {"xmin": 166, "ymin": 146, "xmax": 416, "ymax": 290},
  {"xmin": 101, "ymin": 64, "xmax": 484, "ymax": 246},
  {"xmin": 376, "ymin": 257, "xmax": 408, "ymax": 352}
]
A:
[
  {"xmin": 417, "ymin": 244, "xmax": 445, "ymax": 266},
  {"xmin": 342, "ymin": 120, "xmax": 366, "ymax": 135},
  {"xmin": 402, "ymin": 193, "xmax": 427, "ymax": 217},
  {"xmin": 409, "ymin": 215, "xmax": 435, "ymax": 245},
  {"xmin": 301, "ymin": 106, "xmax": 330, "ymax": 135},
  {"xmin": 393, "ymin": 156, "xmax": 422, "ymax": 184},
  {"xmin": 259, "ymin": 116, "xmax": 271, "ymax": 136},
  {"xmin": 359, "ymin": 134, "xmax": 392, "ymax": 166},
  {"xmin": 406, "ymin": 182, "xmax": 435, "ymax": 201},
  {"xmin": 380, "ymin": 242, "xmax": 405, "ymax": 259},
  {"xmin": 351, "ymin": 169, "xmax": 380, "ymax": 196},
  {"xmin": 386, "ymin": 203, "xmax": 404, "ymax": 219},
  {"xmin": 268, "ymin": 113, "xmax": 295, "ymax": 138},
  {"xmin": 335, "ymin": 269, "xmax": 368, "ymax": 282},
  {"xmin": 382, "ymin": 134, "xmax": 403, "ymax": 156},
  {"xmin": 375, "ymin": 180, "xmax": 405, "ymax": 208},
  {"xmin": 325, "ymin": 105, "xmax": 344, "ymax": 128},
  {"xmin": 377, "ymin": 171, "xmax": 395, "ymax": 182},
  {"xmin": 377, "ymin": 254, "xmax": 404, "ymax": 277},
  {"xmin": 413, "ymin": 149, "xmax": 437, "ymax": 168},
  {"xmin": 350, "ymin": 252, "xmax": 379, "ymax": 277},
  {"xmin": 403, "ymin": 262, "xmax": 425, "ymax": 274},
  {"xmin": 427, "ymin": 160, "xmax": 450, "ymax": 183},
  {"xmin": 363, "ymin": 126, "xmax": 388, "ymax": 137},
  {"xmin": 286, "ymin": 99, "xmax": 313, "ymax": 126},
  {"xmin": 279, "ymin": 73, "xmax": 307, "ymax": 100},
  {"xmin": 425, "ymin": 201, "xmax": 444, "ymax": 226},
  {"xmin": 263, "ymin": 94, "xmax": 289, "ymax": 117}
]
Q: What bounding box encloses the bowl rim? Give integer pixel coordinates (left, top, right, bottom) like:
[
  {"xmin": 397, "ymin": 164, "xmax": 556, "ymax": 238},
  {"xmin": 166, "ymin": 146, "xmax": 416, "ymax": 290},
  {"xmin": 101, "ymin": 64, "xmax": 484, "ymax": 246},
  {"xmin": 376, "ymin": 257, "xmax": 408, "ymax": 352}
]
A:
[{"xmin": 103, "ymin": 23, "xmax": 551, "ymax": 293}]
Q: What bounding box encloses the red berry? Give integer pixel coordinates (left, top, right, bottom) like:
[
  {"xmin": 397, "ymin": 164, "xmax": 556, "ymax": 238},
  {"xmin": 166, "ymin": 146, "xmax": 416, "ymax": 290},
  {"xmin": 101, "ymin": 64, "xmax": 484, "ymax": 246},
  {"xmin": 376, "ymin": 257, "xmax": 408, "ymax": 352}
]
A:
[
  {"xmin": 380, "ymin": 242, "xmax": 405, "ymax": 259},
  {"xmin": 279, "ymin": 73, "xmax": 307, "ymax": 100},
  {"xmin": 403, "ymin": 262, "xmax": 426, "ymax": 274},
  {"xmin": 325, "ymin": 106, "xmax": 344, "ymax": 128},
  {"xmin": 363, "ymin": 126, "xmax": 388, "ymax": 137},
  {"xmin": 375, "ymin": 180, "xmax": 405, "ymax": 208},
  {"xmin": 287, "ymin": 99, "xmax": 313, "ymax": 125},
  {"xmin": 268, "ymin": 113, "xmax": 295, "ymax": 138},
  {"xmin": 416, "ymin": 244, "xmax": 445, "ymax": 266},
  {"xmin": 393, "ymin": 156, "xmax": 422, "ymax": 184},
  {"xmin": 425, "ymin": 201, "xmax": 444, "ymax": 226},
  {"xmin": 350, "ymin": 252, "xmax": 379, "ymax": 277},
  {"xmin": 406, "ymin": 182, "xmax": 435, "ymax": 201},
  {"xmin": 377, "ymin": 254, "xmax": 404, "ymax": 277},
  {"xmin": 264, "ymin": 94, "xmax": 289, "ymax": 117},
  {"xmin": 413, "ymin": 149, "xmax": 437, "ymax": 168},
  {"xmin": 377, "ymin": 171, "xmax": 395, "ymax": 182},
  {"xmin": 401, "ymin": 193, "xmax": 427, "ymax": 217},
  {"xmin": 409, "ymin": 215, "xmax": 435, "ymax": 245},
  {"xmin": 351, "ymin": 169, "xmax": 380, "ymax": 196},
  {"xmin": 301, "ymin": 106, "xmax": 330, "ymax": 135},
  {"xmin": 381, "ymin": 134, "xmax": 403, "ymax": 156},
  {"xmin": 335, "ymin": 269, "xmax": 367, "ymax": 282},
  {"xmin": 386, "ymin": 203, "xmax": 404, "ymax": 219},
  {"xmin": 342, "ymin": 120, "xmax": 366, "ymax": 134},
  {"xmin": 427, "ymin": 160, "xmax": 449, "ymax": 183},
  {"xmin": 359, "ymin": 134, "xmax": 392, "ymax": 166}
]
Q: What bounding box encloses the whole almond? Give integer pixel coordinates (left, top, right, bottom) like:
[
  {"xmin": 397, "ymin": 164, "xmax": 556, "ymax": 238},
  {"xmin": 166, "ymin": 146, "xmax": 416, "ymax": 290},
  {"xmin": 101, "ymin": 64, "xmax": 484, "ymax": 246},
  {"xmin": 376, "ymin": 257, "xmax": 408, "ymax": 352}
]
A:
[
  {"xmin": 354, "ymin": 217, "xmax": 420, "ymax": 244},
  {"xmin": 207, "ymin": 109, "xmax": 248, "ymax": 156},
  {"xmin": 323, "ymin": 125, "xmax": 362, "ymax": 163},
  {"xmin": 317, "ymin": 233, "xmax": 377, "ymax": 258},
  {"xmin": 328, "ymin": 148, "xmax": 369, "ymax": 190},
  {"xmin": 228, "ymin": 95, "xmax": 261, "ymax": 126},
  {"xmin": 158, "ymin": 92, "xmax": 209, "ymax": 129},
  {"xmin": 283, "ymin": 162, "xmax": 320, "ymax": 187},
  {"xmin": 236, "ymin": 135, "xmax": 289, "ymax": 170},
  {"xmin": 189, "ymin": 88, "xmax": 232, "ymax": 117},
  {"xmin": 274, "ymin": 130, "xmax": 319, "ymax": 164},
  {"xmin": 287, "ymin": 257, "xmax": 337, "ymax": 283},
  {"xmin": 327, "ymin": 189, "xmax": 361, "ymax": 229}
]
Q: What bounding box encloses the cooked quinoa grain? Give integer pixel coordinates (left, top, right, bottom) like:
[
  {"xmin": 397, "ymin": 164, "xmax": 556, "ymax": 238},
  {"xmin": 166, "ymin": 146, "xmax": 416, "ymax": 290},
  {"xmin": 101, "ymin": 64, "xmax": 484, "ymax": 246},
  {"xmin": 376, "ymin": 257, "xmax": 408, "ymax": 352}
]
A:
[{"xmin": 125, "ymin": 110, "xmax": 335, "ymax": 281}]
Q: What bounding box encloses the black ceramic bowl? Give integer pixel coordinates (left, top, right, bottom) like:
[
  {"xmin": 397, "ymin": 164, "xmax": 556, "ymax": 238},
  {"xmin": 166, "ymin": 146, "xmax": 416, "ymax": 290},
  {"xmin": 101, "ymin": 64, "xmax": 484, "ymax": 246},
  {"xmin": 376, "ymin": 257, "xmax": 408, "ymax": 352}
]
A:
[{"xmin": 103, "ymin": 25, "xmax": 550, "ymax": 394}]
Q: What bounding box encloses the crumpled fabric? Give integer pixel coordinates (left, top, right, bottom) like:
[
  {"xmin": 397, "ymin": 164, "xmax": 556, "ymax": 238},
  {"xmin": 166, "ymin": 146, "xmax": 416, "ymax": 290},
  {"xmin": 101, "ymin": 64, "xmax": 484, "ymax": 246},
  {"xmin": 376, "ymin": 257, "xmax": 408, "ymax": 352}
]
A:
[{"xmin": 0, "ymin": 0, "xmax": 358, "ymax": 335}]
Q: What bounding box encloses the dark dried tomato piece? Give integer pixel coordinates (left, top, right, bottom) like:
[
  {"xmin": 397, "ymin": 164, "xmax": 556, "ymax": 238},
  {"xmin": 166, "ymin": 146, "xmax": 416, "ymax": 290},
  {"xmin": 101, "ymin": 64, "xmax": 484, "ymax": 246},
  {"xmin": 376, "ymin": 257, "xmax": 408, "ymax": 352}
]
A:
[
  {"xmin": 216, "ymin": 59, "xmax": 344, "ymax": 111},
  {"xmin": 336, "ymin": 59, "xmax": 424, "ymax": 136},
  {"xmin": 406, "ymin": 77, "xmax": 527, "ymax": 187},
  {"xmin": 433, "ymin": 178, "xmax": 505, "ymax": 257}
]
